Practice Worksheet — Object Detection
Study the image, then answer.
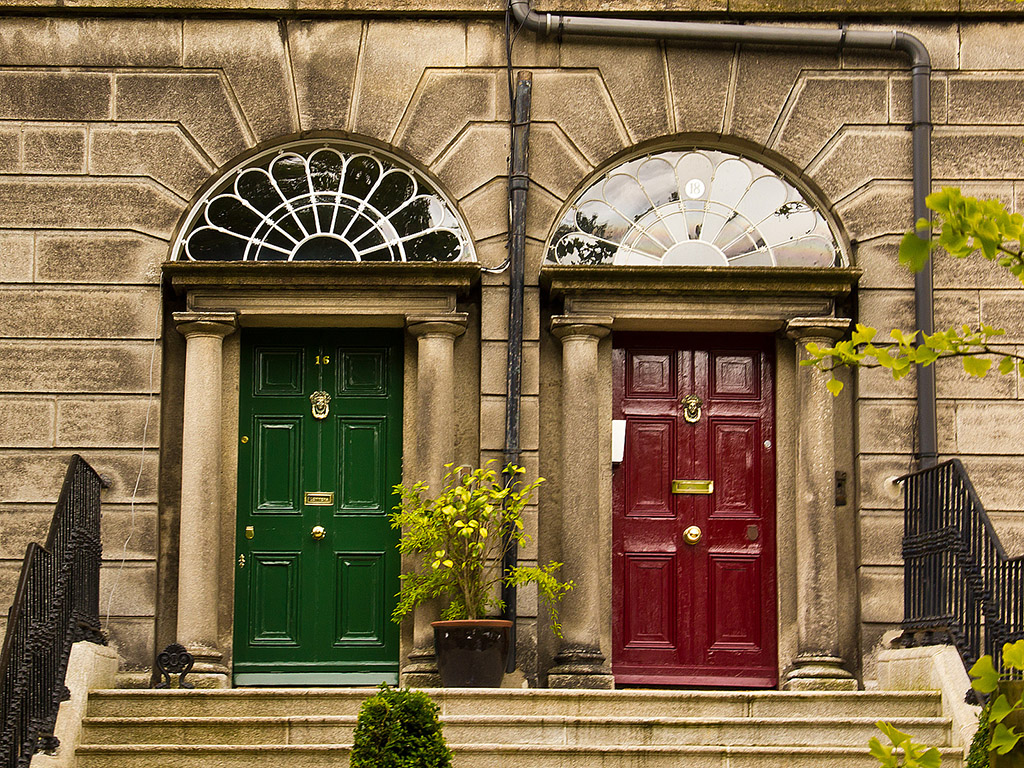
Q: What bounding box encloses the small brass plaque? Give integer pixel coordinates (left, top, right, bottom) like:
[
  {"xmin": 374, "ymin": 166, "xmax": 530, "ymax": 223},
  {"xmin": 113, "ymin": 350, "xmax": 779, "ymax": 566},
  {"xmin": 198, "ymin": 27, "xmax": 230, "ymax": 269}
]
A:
[
  {"xmin": 304, "ymin": 492, "xmax": 334, "ymax": 506},
  {"xmin": 671, "ymin": 480, "xmax": 714, "ymax": 495}
]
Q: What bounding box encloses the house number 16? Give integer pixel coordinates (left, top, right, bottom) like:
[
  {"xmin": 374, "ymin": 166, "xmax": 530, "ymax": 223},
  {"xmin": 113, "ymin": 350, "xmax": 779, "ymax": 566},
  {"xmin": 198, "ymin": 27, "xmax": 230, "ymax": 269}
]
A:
[{"xmin": 315, "ymin": 355, "xmax": 331, "ymax": 365}]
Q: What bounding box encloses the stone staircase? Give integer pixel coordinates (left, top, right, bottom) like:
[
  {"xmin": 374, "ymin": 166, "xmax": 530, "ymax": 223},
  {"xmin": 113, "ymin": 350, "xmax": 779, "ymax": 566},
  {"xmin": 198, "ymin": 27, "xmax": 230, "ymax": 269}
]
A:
[{"xmin": 73, "ymin": 688, "xmax": 963, "ymax": 767}]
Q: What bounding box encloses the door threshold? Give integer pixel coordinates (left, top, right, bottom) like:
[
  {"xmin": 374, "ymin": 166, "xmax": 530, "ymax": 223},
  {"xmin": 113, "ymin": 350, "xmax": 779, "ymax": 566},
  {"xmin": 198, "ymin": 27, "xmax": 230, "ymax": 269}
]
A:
[{"xmin": 234, "ymin": 672, "xmax": 399, "ymax": 686}]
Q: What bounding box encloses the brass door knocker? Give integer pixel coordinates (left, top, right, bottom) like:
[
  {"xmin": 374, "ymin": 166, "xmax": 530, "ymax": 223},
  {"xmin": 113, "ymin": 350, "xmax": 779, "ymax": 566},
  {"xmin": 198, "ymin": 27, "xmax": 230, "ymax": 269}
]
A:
[
  {"xmin": 310, "ymin": 390, "xmax": 331, "ymax": 419},
  {"xmin": 682, "ymin": 394, "xmax": 702, "ymax": 423}
]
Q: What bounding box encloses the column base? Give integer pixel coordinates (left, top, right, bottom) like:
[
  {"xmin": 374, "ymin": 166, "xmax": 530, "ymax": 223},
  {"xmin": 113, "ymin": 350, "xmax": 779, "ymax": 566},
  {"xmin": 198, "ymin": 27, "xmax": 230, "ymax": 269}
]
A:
[
  {"xmin": 183, "ymin": 646, "xmax": 230, "ymax": 689},
  {"xmin": 401, "ymin": 648, "xmax": 441, "ymax": 688},
  {"xmin": 547, "ymin": 646, "xmax": 615, "ymax": 689},
  {"xmin": 782, "ymin": 655, "xmax": 857, "ymax": 691}
]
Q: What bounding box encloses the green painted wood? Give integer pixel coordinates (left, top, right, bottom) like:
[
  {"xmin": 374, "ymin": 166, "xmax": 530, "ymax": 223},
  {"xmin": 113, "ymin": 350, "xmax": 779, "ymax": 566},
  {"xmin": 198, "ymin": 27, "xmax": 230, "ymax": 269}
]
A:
[{"xmin": 234, "ymin": 329, "xmax": 402, "ymax": 684}]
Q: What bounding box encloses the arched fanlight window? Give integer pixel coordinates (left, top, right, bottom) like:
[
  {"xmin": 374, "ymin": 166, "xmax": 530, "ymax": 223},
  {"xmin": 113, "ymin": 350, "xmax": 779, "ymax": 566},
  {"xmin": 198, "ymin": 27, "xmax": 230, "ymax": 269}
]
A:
[
  {"xmin": 546, "ymin": 149, "xmax": 845, "ymax": 268},
  {"xmin": 172, "ymin": 141, "xmax": 475, "ymax": 263}
]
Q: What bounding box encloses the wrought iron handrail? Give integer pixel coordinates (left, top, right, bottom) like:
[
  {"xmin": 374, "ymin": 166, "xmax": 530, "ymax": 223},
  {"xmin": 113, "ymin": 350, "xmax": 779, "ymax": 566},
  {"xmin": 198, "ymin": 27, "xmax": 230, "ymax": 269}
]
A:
[
  {"xmin": 900, "ymin": 458, "xmax": 1024, "ymax": 671},
  {"xmin": 0, "ymin": 455, "xmax": 105, "ymax": 768}
]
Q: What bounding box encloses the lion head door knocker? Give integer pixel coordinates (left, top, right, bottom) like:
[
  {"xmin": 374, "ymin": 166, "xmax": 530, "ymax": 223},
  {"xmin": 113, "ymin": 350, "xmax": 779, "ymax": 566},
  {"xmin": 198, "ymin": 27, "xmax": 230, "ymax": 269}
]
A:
[
  {"xmin": 310, "ymin": 390, "xmax": 331, "ymax": 420},
  {"xmin": 682, "ymin": 394, "xmax": 702, "ymax": 424}
]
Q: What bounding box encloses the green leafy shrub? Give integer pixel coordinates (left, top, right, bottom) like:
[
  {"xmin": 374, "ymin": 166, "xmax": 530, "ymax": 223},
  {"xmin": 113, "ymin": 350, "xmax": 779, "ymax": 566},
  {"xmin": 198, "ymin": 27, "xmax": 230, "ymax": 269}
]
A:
[
  {"xmin": 391, "ymin": 462, "xmax": 573, "ymax": 635},
  {"xmin": 349, "ymin": 684, "xmax": 452, "ymax": 768},
  {"xmin": 968, "ymin": 639, "xmax": 1024, "ymax": 758},
  {"xmin": 869, "ymin": 721, "xmax": 942, "ymax": 768}
]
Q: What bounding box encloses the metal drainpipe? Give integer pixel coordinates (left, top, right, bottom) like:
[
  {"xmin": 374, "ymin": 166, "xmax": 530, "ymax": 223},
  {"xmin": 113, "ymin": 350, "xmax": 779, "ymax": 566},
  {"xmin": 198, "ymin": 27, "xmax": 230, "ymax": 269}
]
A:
[{"xmin": 509, "ymin": 0, "xmax": 938, "ymax": 468}]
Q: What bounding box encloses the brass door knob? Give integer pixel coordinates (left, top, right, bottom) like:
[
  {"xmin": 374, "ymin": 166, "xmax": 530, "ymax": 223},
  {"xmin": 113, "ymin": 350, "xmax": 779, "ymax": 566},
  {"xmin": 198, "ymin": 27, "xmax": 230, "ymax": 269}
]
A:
[
  {"xmin": 683, "ymin": 525, "xmax": 702, "ymax": 545},
  {"xmin": 311, "ymin": 525, "xmax": 326, "ymax": 540}
]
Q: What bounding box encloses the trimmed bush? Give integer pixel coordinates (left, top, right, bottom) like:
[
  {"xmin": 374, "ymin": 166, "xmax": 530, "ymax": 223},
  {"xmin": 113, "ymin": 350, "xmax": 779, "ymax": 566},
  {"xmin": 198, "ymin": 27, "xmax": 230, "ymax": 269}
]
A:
[{"xmin": 350, "ymin": 684, "xmax": 452, "ymax": 768}]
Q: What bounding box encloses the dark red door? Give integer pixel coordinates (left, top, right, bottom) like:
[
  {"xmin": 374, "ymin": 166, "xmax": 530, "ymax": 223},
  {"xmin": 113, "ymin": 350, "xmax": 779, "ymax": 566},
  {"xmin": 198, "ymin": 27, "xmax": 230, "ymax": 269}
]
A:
[{"xmin": 612, "ymin": 334, "xmax": 777, "ymax": 687}]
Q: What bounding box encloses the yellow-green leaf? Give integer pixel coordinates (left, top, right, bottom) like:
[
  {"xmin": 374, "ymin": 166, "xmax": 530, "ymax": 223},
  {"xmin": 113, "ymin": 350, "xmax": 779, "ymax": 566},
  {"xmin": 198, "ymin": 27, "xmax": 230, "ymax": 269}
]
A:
[
  {"xmin": 963, "ymin": 356, "xmax": 992, "ymax": 378},
  {"xmin": 969, "ymin": 654, "xmax": 1000, "ymax": 693},
  {"xmin": 826, "ymin": 378, "xmax": 844, "ymax": 396}
]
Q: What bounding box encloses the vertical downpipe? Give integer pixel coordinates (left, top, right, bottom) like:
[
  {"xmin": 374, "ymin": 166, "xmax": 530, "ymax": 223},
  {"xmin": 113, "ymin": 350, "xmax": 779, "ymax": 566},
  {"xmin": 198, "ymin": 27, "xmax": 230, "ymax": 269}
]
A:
[{"xmin": 502, "ymin": 71, "xmax": 532, "ymax": 673}]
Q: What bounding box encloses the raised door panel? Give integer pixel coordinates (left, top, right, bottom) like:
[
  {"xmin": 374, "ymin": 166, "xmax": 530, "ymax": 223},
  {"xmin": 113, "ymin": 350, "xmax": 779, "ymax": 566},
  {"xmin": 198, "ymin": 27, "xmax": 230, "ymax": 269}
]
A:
[
  {"xmin": 626, "ymin": 419, "xmax": 674, "ymax": 518},
  {"xmin": 254, "ymin": 417, "xmax": 302, "ymax": 514},
  {"xmin": 254, "ymin": 347, "xmax": 305, "ymax": 396},
  {"xmin": 708, "ymin": 554, "xmax": 762, "ymax": 649},
  {"xmin": 334, "ymin": 553, "xmax": 387, "ymax": 646},
  {"xmin": 337, "ymin": 348, "xmax": 389, "ymax": 397},
  {"xmin": 710, "ymin": 420, "xmax": 759, "ymax": 519},
  {"xmin": 623, "ymin": 554, "xmax": 677, "ymax": 649},
  {"xmin": 249, "ymin": 552, "xmax": 301, "ymax": 646},
  {"xmin": 336, "ymin": 416, "xmax": 387, "ymax": 514}
]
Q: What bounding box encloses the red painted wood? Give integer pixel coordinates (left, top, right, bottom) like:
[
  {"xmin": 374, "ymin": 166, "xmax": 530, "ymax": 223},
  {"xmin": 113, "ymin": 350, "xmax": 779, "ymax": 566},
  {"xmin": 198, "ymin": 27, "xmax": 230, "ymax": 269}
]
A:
[{"xmin": 612, "ymin": 333, "xmax": 777, "ymax": 688}]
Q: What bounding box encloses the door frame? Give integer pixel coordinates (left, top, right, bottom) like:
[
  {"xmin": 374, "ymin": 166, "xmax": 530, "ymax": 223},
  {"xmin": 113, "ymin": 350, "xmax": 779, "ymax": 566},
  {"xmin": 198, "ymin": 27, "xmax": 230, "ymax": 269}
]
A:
[
  {"xmin": 539, "ymin": 264, "xmax": 861, "ymax": 687},
  {"xmin": 160, "ymin": 262, "xmax": 479, "ymax": 684}
]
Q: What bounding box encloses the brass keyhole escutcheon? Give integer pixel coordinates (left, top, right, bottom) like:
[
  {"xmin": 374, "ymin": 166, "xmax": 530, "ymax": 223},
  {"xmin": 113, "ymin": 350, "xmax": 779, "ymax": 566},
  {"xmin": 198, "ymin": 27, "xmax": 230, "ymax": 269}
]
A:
[
  {"xmin": 682, "ymin": 394, "xmax": 702, "ymax": 424},
  {"xmin": 311, "ymin": 525, "xmax": 326, "ymax": 540},
  {"xmin": 683, "ymin": 525, "xmax": 702, "ymax": 545}
]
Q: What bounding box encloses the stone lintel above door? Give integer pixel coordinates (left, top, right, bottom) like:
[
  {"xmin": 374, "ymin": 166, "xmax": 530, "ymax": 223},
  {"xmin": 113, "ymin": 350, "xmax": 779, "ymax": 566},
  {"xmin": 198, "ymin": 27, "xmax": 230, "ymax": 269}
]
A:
[{"xmin": 541, "ymin": 265, "xmax": 861, "ymax": 331}]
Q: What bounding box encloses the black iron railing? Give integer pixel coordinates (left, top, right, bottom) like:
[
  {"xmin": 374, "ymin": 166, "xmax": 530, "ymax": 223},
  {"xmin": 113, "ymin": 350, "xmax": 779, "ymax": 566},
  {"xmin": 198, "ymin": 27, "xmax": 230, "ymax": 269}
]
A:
[
  {"xmin": 900, "ymin": 458, "xmax": 1024, "ymax": 671},
  {"xmin": 0, "ymin": 455, "xmax": 105, "ymax": 768}
]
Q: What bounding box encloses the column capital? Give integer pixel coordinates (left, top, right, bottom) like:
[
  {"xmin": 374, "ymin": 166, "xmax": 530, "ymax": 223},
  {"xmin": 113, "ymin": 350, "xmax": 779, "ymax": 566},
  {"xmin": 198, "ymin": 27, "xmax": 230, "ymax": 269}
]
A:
[
  {"xmin": 173, "ymin": 312, "xmax": 238, "ymax": 339},
  {"xmin": 786, "ymin": 316, "xmax": 851, "ymax": 343},
  {"xmin": 551, "ymin": 315, "xmax": 613, "ymax": 342},
  {"xmin": 406, "ymin": 313, "xmax": 468, "ymax": 338}
]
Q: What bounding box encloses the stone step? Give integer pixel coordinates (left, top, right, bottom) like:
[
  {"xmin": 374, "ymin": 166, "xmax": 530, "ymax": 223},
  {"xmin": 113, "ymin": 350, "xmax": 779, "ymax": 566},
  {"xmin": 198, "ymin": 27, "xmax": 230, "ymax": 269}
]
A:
[
  {"xmin": 84, "ymin": 688, "xmax": 943, "ymax": 720},
  {"xmin": 73, "ymin": 743, "xmax": 965, "ymax": 768},
  {"xmin": 80, "ymin": 713, "xmax": 952, "ymax": 748}
]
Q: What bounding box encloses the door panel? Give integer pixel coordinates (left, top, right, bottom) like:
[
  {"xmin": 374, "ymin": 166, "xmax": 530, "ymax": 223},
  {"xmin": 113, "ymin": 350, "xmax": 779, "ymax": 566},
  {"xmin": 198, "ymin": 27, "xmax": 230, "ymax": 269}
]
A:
[
  {"xmin": 613, "ymin": 333, "xmax": 777, "ymax": 688},
  {"xmin": 234, "ymin": 328, "xmax": 401, "ymax": 686}
]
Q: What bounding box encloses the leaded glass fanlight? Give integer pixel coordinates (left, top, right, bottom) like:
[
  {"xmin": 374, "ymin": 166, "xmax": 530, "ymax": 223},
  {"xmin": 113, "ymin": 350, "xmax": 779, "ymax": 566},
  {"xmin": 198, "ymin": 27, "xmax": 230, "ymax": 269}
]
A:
[
  {"xmin": 546, "ymin": 149, "xmax": 845, "ymax": 268},
  {"xmin": 172, "ymin": 142, "xmax": 475, "ymax": 262}
]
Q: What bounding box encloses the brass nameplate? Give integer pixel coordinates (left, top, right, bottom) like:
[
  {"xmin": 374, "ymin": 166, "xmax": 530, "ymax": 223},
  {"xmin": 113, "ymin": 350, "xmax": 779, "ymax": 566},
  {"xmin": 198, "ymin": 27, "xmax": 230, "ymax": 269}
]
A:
[
  {"xmin": 671, "ymin": 480, "xmax": 714, "ymax": 495},
  {"xmin": 304, "ymin": 492, "xmax": 334, "ymax": 506}
]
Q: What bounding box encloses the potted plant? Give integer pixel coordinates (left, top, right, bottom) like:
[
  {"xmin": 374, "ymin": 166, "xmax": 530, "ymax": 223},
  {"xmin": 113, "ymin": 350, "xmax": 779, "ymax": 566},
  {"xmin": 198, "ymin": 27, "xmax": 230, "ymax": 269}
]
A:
[
  {"xmin": 350, "ymin": 684, "xmax": 452, "ymax": 768},
  {"xmin": 391, "ymin": 462, "xmax": 573, "ymax": 687}
]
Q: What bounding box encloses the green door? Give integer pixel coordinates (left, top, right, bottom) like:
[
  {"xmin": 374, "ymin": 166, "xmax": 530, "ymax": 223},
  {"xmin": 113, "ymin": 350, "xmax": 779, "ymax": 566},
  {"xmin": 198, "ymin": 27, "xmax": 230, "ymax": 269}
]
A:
[{"xmin": 233, "ymin": 328, "xmax": 401, "ymax": 685}]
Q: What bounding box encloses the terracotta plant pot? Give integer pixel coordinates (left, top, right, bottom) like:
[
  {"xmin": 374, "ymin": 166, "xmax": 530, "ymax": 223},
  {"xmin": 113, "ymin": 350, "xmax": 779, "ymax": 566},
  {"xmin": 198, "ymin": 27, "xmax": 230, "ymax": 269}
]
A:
[{"xmin": 432, "ymin": 619, "xmax": 512, "ymax": 687}]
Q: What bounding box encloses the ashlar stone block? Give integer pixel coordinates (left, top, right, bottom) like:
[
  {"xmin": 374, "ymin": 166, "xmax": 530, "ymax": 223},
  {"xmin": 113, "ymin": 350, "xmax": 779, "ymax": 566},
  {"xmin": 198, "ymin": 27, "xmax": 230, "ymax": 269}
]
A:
[
  {"xmin": 0, "ymin": 341, "xmax": 162, "ymax": 394},
  {"xmin": 935, "ymin": 356, "xmax": 1016, "ymax": 400},
  {"xmin": 530, "ymin": 70, "xmax": 628, "ymax": 166},
  {"xmin": 56, "ymin": 397, "xmax": 161, "ymax": 449},
  {"xmin": 0, "ymin": 71, "xmax": 111, "ymax": 121},
  {"xmin": 0, "ymin": 397, "xmax": 55, "ymax": 447},
  {"xmin": 949, "ymin": 75, "xmax": 1024, "ymax": 126},
  {"xmin": 184, "ymin": 19, "xmax": 297, "ymax": 142},
  {"xmin": 666, "ymin": 44, "xmax": 732, "ymax": 135},
  {"xmin": 352, "ymin": 21, "xmax": 466, "ymax": 143},
  {"xmin": 934, "ymin": 129, "xmax": 1024, "ymax": 181},
  {"xmin": 960, "ymin": 456, "xmax": 1024, "ymax": 512},
  {"xmin": 981, "ymin": 292, "xmax": 1024, "ymax": 343},
  {"xmin": 806, "ymin": 127, "xmax": 911, "ymax": 203},
  {"xmin": 834, "ymin": 181, "xmax": 914, "ymax": 242},
  {"xmin": 841, "ymin": 22, "xmax": 959, "ymax": 71},
  {"xmin": 480, "ymin": 393, "xmax": 538, "ymax": 452},
  {"xmin": 858, "ymin": 400, "xmax": 956, "ymax": 455},
  {"xmin": 0, "ymin": 508, "xmax": 51, "ymax": 558},
  {"xmin": 857, "ymin": 289, "xmax": 915, "ymax": 330},
  {"xmin": 955, "ymin": 401, "xmax": 1024, "ymax": 456},
  {"xmin": 529, "ymin": 123, "xmax": 593, "ymax": 202},
  {"xmin": 481, "ymin": 340, "xmax": 540, "ymax": 396},
  {"xmin": 35, "ymin": 232, "xmax": 163, "ymax": 285},
  {"xmin": 773, "ymin": 74, "xmax": 888, "ymax": 168},
  {"xmin": 115, "ymin": 72, "xmax": 249, "ymax": 166},
  {"xmin": 395, "ymin": 70, "xmax": 498, "ymax": 164},
  {"xmin": 0, "ymin": 128, "xmax": 18, "ymax": 172},
  {"xmin": 0, "ymin": 178, "xmax": 184, "ymax": 239},
  {"xmin": 934, "ymin": 248, "xmax": 1022, "ymax": 291},
  {"xmin": 465, "ymin": 20, "xmax": 558, "ymax": 68},
  {"xmin": 433, "ymin": 123, "xmax": 508, "ymax": 201},
  {"xmin": 859, "ymin": 512, "xmax": 905, "ymax": 568},
  {"xmin": 0, "ymin": 18, "xmax": 181, "ymax": 67},
  {"xmin": 960, "ymin": 22, "xmax": 1024, "ymax": 70},
  {"xmin": 890, "ymin": 74, "xmax": 947, "ymax": 126},
  {"xmin": 853, "ymin": 237, "xmax": 914, "ymax": 291},
  {"xmin": 90, "ymin": 125, "xmax": 214, "ymax": 200},
  {"xmin": 858, "ymin": 566, "xmax": 903, "ymax": 624},
  {"xmin": 23, "ymin": 126, "xmax": 86, "ymax": 174},
  {"xmin": 100, "ymin": 504, "xmax": 159, "ymax": 560},
  {"xmin": 98, "ymin": 562, "xmax": 156, "ymax": 617},
  {"xmin": 459, "ymin": 178, "xmax": 508, "ymax": 242},
  {"xmin": 287, "ymin": 20, "xmax": 362, "ymax": 132},
  {"xmin": 0, "ymin": 451, "xmax": 157, "ymax": 505},
  {"xmin": 560, "ymin": 39, "xmax": 671, "ymax": 144},
  {"xmin": 0, "ymin": 231, "xmax": 34, "ymax": 283}
]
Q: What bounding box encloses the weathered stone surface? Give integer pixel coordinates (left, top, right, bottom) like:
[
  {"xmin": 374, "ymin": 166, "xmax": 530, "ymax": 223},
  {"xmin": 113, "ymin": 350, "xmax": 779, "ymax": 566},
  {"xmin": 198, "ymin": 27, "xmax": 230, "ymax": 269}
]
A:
[
  {"xmin": 935, "ymin": 248, "xmax": 1023, "ymax": 290},
  {"xmin": 987, "ymin": 512, "xmax": 1024, "ymax": 557},
  {"xmin": 99, "ymin": 561, "xmax": 156, "ymax": 616},
  {"xmin": 0, "ymin": 71, "xmax": 110, "ymax": 121},
  {"xmin": 960, "ymin": 22, "xmax": 1024, "ymax": 70},
  {"xmin": 459, "ymin": 178, "xmax": 507, "ymax": 242},
  {"xmin": 36, "ymin": 232, "xmax": 164, "ymax": 285},
  {"xmin": 115, "ymin": 72, "xmax": 249, "ymax": 166},
  {"xmin": 481, "ymin": 393, "xmax": 538, "ymax": 451},
  {"xmin": 0, "ymin": 451, "xmax": 157, "ymax": 504},
  {"xmin": 934, "ymin": 129, "xmax": 1024, "ymax": 180},
  {"xmin": 23, "ymin": 126, "xmax": 86, "ymax": 174},
  {"xmin": 0, "ymin": 397, "xmax": 55, "ymax": 447},
  {"xmin": 0, "ymin": 178, "xmax": 184, "ymax": 238},
  {"xmin": 0, "ymin": 341, "xmax": 162, "ymax": 393},
  {"xmin": 561, "ymin": 39, "xmax": 671, "ymax": 143},
  {"xmin": 859, "ymin": 567, "xmax": 903, "ymax": 624},
  {"xmin": 56, "ymin": 397, "xmax": 161, "ymax": 448},
  {"xmin": 526, "ymin": 185, "xmax": 563, "ymax": 246},
  {"xmin": 0, "ymin": 231, "xmax": 34, "ymax": 283},
  {"xmin": 465, "ymin": 20, "xmax": 558, "ymax": 68},
  {"xmin": 949, "ymin": 75, "xmax": 1024, "ymax": 125},
  {"xmin": 890, "ymin": 75, "xmax": 947, "ymax": 126},
  {"xmin": 0, "ymin": 18, "xmax": 180, "ymax": 67},
  {"xmin": 481, "ymin": 340, "xmax": 540, "ymax": 396},
  {"xmin": 981, "ymin": 292, "xmax": 1024, "ymax": 342},
  {"xmin": 0, "ymin": 504, "xmax": 155, "ymax": 559},
  {"xmin": 960, "ymin": 456, "xmax": 1024, "ymax": 512},
  {"xmin": 184, "ymin": 19, "xmax": 297, "ymax": 141},
  {"xmin": 90, "ymin": 126, "xmax": 213, "ymax": 200},
  {"xmin": 935, "ymin": 355, "xmax": 1017, "ymax": 399},
  {"xmin": 481, "ymin": 284, "xmax": 541, "ymax": 342},
  {"xmin": 834, "ymin": 182, "xmax": 914, "ymax": 241},
  {"xmin": 529, "ymin": 123, "xmax": 593, "ymax": 202},
  {"xmin": 859, "ymin": 512, "xmax": 903, "ymax": 567},
  {"xmin": 286, "ymin": 20, "xmax": 361, "ymax": 132},
  {"xmin": 857, "ymin": 400, "xmax": 956, "ymax": 455},
  {"xmin": 853, "ymin": 237, "xmax": 913, "ymax": 290},
  {"xmin": 806, "ymin": 128, "xmax": 911, "ymax": 203},
  {"xmin": 857, "ymin": 289, "xmax": 915, "ymax": 330},
  {"xmin": 730, "ymin": 48, "xmax": 838, "ymax": 146},
  {"xmin": 666, "ymin": 44, "xmax": 732, "ymax": 135},
  {"xmin": 539, "ymin": 0, "xmax": 724, "ymax": 9},
  {"xmin": 0, "ymin": 507, "xmax": 49, "ymax": 557},
  {"xmin": 395, "ymin": 70, "xmax": 497, "ymax": 164},
  {"xmin": 0, "ymin": 287, "xmax": 161, "ymax": 339},
  {"xmin": 842, "ymin": 22, "xmax": 959, "ymax": 71},
  {"xmin": 530, "ymin": 71, "xmax": 629, "ymax": 165},
  {"xmin": 955, "ymin": 401, "xmax": 1024, "ymax": 455},
  {"xmin": 774, "ymin": 74, "xmax": 888, "ymax": 168},
  {"xmin": 352, "ymin": 21, "xmax": 466, "ymax": 143},
  {"xmin": 857, "ymin": 362, "xmax": 917, "ymax": 400},
  {"xmin": 104, "ymin": 616, "xmax": 155, "ymax": 670},
  {"xmin": 433, "ymin": 123, "xmax": 508, "ymax": 201},
  {"xmin": 0, "ymin": 127, "xmax": 18, "ymax": 172}
]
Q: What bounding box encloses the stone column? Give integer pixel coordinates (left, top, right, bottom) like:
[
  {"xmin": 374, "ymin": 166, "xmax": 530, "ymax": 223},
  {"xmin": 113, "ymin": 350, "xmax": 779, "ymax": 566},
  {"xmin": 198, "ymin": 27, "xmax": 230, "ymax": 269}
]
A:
[
  {"xmin": 548, "ymin": 315, "xmax": 615, "ymax": 689},
  {"xmin": 173, "ymin": 311, "xmax": 237, "ymax": 687},
  {"xmin": 402, "ymin": 313, "xmax": 468, "ymax": 687},
  {"xmin": 784, "ymin": 316, "xmax": 857, "ymax": 690}
]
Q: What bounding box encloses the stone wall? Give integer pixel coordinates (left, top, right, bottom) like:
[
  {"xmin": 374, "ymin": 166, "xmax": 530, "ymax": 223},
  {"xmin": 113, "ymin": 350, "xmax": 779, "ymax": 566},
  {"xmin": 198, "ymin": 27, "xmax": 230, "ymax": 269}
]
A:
[{"xmin": 0, "ymin": 11, "xmax": 1021, "ymax": 676}]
